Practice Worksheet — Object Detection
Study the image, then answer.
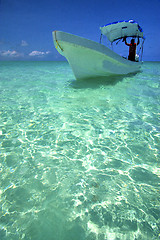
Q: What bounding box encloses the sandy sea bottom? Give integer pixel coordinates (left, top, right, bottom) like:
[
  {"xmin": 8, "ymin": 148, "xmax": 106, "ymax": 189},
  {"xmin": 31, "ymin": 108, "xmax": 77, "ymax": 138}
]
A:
[{"xmin": 0, "ymin": 61, "xmax": 160, "ymax": 240}]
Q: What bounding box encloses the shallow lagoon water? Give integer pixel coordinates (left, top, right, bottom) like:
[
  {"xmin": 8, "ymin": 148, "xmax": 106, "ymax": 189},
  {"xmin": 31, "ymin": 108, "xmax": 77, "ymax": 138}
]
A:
[{"xmin": 0, "ymin": 61, "xmax": 160, "ymax": 240}]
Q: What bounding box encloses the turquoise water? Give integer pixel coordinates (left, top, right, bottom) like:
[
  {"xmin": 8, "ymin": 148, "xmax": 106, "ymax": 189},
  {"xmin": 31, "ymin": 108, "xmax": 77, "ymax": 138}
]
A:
[{"xmin": 0, "ymin": 61, "xmax": 160, "ymax": 240}]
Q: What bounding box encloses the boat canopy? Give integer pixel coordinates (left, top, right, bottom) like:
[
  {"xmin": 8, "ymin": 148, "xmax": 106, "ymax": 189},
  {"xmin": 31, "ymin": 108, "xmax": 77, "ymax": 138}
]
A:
[{"xmin": 100, "ymin": 20, "xmax": 144, "ymax": 43}]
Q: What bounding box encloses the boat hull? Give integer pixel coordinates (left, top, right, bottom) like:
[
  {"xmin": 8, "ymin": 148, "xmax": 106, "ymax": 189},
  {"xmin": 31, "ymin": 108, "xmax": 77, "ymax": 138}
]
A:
[{"xmin": 53, "ymin": 31, "xmax": 141, "ymax": 80}]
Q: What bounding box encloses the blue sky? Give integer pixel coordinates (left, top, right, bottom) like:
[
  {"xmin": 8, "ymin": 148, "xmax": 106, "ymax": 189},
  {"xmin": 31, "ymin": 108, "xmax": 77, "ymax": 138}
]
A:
[{"xmin": 0, "ymin": 0, "xmax": 160, "ymax": 61}]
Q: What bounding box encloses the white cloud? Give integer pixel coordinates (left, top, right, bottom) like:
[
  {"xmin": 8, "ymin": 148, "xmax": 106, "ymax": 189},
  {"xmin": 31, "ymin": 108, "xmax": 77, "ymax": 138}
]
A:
[
  {"xmin": 0, "ymin": 50, "xmax": 23, "ymax": 57},
  {"xmin": 29, "ymin": 50, "xmax": 51, "ymax": 57},
  {"xmin": 21, "ymin": 40, "xmax": 28, "ymax": 46}
]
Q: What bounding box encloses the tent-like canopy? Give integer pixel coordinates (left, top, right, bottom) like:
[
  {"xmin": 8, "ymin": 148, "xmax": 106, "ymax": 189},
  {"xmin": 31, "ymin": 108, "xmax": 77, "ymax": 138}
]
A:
[{"xmin": 100, "ymin": 20, "xmax": 144, "ymax": 43}]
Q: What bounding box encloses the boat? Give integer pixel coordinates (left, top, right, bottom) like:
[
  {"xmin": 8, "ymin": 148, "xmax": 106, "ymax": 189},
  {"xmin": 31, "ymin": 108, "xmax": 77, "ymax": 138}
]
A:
[{"xmin": 52, "ymin": 20, "xmax": 145, "ymax": 80}]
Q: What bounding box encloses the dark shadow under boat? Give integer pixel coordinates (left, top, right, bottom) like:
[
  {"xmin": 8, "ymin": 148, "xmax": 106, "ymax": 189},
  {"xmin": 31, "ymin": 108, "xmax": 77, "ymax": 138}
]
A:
[{"xmin": 69, "ymin": 72, "xmax": 139, "ymax": 89}]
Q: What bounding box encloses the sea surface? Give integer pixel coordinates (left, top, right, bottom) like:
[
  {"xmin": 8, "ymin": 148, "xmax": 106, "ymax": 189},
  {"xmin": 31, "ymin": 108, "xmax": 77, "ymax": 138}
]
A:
[{"xmin": 0, "ymin": 61, "xmax": 160, "ymax": 240}]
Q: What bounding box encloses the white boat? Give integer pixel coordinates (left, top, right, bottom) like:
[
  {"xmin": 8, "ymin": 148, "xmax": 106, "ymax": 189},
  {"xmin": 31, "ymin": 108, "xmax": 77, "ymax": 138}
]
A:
[{"xmin": 52, "ymin": 20, "xmax": 145, "ymax": 80}]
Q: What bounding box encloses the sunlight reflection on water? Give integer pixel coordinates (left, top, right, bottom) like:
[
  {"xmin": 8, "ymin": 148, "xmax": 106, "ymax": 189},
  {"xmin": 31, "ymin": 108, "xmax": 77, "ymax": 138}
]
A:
[{"xmin": 0, "ymin": 61, "xmax": 160, "ymax": 240}]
